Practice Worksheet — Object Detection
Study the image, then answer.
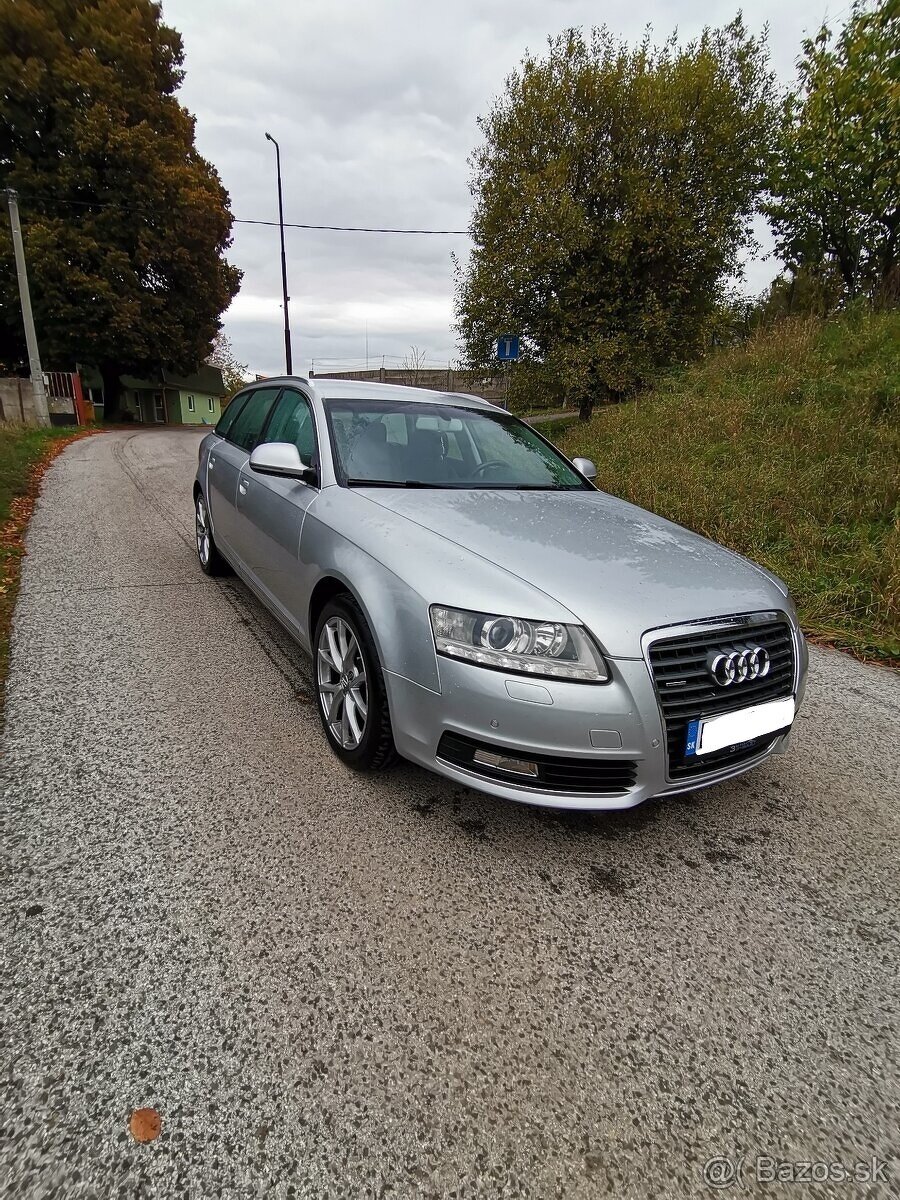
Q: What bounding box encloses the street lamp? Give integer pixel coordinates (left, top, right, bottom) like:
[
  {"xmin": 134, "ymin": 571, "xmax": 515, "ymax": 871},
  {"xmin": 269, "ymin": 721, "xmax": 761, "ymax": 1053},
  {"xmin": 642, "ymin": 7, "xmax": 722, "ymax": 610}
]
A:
[{"xmin": 264, "ymin": 131, "xmax": 293, "ymax": 375}]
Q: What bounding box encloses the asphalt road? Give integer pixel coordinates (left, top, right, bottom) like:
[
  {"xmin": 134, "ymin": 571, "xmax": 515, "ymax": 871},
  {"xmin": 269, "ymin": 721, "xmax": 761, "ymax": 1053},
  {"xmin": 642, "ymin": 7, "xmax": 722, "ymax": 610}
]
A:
[{"xmin": 2, "ymin": 429, "xmax": 898, "ymax": 1199}]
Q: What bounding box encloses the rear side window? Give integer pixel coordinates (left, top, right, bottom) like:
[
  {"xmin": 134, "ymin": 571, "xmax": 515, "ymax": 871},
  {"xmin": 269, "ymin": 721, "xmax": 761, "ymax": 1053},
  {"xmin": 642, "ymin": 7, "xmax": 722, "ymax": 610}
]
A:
[
  {"xmin": 228, "ymin": 387, "xmax": 281, "ymax": 451},
  {"xmin": 215, "ymin": 390, "xmax": 249, "ymax": 438}
]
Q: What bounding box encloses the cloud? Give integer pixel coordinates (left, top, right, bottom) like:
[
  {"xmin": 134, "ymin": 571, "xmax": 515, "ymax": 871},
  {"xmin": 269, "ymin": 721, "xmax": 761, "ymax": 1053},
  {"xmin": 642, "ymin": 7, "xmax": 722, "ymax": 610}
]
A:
[{"xmin": 162, "ymin": 0, "xmax": 827, "ymax": 377}]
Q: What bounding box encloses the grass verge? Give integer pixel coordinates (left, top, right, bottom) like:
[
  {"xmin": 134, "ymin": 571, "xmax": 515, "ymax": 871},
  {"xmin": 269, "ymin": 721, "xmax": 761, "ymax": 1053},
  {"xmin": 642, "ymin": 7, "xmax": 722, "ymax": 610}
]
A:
[
  {"xmin": 560, "ymin": 309, "xmax": 900, "ymax": 664},
  {"xmin": 0, "ymin": 424, "xmax": 96, "ymax": 715}
]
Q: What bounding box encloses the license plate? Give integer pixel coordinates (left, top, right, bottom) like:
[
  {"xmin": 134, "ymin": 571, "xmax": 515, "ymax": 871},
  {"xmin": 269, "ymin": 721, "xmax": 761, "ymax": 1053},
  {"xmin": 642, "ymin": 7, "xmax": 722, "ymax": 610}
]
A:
[{"xmin": 685, "ymin": 696, "xmax": 795, "ymax": 757}]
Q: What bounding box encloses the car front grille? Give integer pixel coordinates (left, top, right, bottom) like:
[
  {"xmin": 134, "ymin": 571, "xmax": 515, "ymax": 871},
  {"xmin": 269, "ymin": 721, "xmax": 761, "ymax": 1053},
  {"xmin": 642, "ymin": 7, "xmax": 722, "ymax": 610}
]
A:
[
  {"xmin": 436, "ymin": 732, "xmax": 637, "ymax": 795},
  {"xmin": 647, "ymin": 616, "xmax": 795, "ymax": 779}
]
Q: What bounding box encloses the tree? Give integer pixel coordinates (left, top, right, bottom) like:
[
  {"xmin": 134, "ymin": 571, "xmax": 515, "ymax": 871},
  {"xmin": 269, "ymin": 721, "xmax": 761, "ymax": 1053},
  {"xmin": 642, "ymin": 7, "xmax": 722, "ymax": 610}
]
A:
[
  {"xmin": 207, "ymin": 330, "xmax": 248, "ymax": 396},
  {"xmin": 400, "ymin": 344, "xmax": 426, "ymax": 383},
  {"xmin": 749, "ymin": 262, "xmax": 846, "ymax": 328},
  {"xmin": 765, "ymin": 1, "xmax": 900, "ymax": 305},
  {"xmin": 455, "ymin": 20, "xmax": 776, "ymax": 419},
  {"xmin": 0, "ymin": 0, "xmax": 241, "ymax": 417}
]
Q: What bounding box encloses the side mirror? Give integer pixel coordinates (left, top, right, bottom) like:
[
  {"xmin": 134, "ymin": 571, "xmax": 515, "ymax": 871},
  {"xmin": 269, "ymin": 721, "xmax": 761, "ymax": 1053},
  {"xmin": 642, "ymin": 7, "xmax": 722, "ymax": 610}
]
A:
[
  {"xmin": 572, "ymin": 456, "xmax": 597, "ymax": 481},
  {"xmin": 249, "ymin": 442, "xmax": 317, "ymax": 484}
]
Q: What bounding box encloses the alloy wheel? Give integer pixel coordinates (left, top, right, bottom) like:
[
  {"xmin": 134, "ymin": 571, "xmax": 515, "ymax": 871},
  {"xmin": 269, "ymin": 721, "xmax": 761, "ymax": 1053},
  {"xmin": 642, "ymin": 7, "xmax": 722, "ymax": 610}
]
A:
[
  {"xmin": 317, "ymin": 615, "xmax": 369, "ymax": 750},
  {"xmin": 195, "ymin": 496, "xmax": 211, "ymax": 565}
]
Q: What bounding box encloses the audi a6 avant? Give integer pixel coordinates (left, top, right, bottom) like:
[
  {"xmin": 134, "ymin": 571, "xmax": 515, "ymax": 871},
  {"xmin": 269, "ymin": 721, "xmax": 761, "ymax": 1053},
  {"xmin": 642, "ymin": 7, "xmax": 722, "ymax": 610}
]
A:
[{"xmin": 193, "ymin": 378, "xmax": 808, "ymax": 810}]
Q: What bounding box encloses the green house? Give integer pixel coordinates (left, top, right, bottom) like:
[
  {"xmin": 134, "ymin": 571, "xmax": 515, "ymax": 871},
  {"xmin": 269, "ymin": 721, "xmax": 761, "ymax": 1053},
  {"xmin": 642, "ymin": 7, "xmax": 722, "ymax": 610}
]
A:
[{"xmin": 80, "ymin": 365, "xmax": 226, "ymax": 425}]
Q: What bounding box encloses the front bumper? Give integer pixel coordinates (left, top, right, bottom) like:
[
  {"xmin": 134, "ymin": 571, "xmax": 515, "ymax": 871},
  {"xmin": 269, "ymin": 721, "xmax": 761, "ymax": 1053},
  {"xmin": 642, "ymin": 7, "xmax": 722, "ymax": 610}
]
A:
[{"xmin": 384, "ymin": 627, "xmax": 807, "ymax": 810}]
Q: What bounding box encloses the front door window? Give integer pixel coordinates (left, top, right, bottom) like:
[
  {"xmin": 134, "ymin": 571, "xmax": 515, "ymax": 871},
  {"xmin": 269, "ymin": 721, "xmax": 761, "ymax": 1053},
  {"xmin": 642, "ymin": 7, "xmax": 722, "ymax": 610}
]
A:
[
  {"xmin": 154, "ymin": 392, "xmax": 166, "ymax": 423},
  {"xmin": 262, "ymin": 388, "xmax": 316, "ymax": 462}
]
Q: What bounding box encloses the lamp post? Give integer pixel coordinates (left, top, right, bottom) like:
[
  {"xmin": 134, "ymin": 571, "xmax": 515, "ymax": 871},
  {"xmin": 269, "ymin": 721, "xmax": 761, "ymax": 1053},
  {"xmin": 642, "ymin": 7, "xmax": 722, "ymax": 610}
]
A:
[{"xmin": 264, "ymin": 132, "xmax": 293, "ymax": 375}]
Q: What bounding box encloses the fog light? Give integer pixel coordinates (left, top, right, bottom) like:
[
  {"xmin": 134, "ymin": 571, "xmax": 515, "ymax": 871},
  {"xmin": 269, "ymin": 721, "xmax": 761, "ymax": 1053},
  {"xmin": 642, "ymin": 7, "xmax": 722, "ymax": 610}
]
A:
[{"xmin": 473, "ymin": 748, "xmax": 539, "ymax": 777}]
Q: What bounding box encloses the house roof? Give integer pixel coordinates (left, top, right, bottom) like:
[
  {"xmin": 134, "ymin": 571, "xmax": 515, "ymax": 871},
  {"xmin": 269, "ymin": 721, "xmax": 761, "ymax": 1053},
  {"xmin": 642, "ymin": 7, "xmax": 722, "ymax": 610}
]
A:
[
  {"xmin": 120, "ymin": 374, "xmax": 156, "ymax": 391},
  {"xmin": 162, "ymin": 366, "xmax": 226, "ymax": 395}
]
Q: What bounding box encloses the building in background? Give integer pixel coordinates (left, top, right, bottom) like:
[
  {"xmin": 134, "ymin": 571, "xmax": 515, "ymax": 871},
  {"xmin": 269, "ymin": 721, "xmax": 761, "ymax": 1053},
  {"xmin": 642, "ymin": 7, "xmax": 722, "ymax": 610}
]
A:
[{"xmin": 80, "ymin": 365, "xmax": 226, "ymax": 425}]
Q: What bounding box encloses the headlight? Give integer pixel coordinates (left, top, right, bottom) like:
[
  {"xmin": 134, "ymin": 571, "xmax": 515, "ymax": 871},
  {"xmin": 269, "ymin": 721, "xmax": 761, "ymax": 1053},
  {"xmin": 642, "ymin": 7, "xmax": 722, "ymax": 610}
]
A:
[{"xmin": 430, "ymin": 605, "xmax": 608, "ymax": 683}]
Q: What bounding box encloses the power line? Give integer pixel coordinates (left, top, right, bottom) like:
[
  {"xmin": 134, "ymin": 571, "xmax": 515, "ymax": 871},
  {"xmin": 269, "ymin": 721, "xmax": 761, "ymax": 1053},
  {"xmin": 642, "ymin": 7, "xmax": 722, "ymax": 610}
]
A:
[
  {"xmin": 314, "ymin": 354, "xmax": 448, "ymax": 362},
  {"xmin": 17, "ymin": 192, "xmax": 470, "ymax": 235},
  {"xmin": 235, "ymin": 218, "xmax": 468, "ymax": 235}
]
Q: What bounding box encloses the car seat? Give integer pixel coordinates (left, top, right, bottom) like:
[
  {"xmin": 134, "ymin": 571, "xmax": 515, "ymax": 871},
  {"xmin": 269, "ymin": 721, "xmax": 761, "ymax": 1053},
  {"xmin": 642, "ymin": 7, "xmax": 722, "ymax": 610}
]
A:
[
  {"xmin": 347, "ymin": 419, "xmax": 397, "ymax": 480},
  {"xmin": 406, "ymin": 427, "xmax": 451, "ymax": 482}
]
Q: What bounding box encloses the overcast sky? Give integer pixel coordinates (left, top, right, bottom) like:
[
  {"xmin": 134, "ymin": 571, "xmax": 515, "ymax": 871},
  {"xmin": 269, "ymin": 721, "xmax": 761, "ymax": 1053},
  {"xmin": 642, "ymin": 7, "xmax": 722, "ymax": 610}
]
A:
[{"xmin": 163, "ymin": 0, "xmax": 838, "ymax": 379}]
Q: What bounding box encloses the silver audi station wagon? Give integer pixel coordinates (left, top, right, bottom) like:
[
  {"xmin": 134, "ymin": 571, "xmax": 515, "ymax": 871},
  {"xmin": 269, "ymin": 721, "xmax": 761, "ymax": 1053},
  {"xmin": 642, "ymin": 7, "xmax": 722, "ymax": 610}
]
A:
[{"xmin": 194, "ymin": 378, "xmax": 808, "ymax": 810}]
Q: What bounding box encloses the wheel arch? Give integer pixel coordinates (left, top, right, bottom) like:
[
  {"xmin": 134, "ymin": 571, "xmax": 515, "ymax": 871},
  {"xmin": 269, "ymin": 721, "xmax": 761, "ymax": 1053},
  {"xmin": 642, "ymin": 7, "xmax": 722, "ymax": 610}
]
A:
[
  {"xmin": 309, "ymin": 575, "xmax": 353, "ymax": 642},
  {"xmin": 307, "ymin": 566, "xmax": 439, "ymax": 693}
]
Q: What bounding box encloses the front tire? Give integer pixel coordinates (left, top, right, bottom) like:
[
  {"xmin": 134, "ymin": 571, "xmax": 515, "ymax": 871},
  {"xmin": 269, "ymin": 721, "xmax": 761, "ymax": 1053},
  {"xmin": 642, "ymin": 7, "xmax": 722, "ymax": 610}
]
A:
[
  {"xmin": 195, "ymin": 492, "xmax": 230, "ymax": 576},
  {"xmin": 314, "ymin": 595, "xmax": 398, "ymax": 771}
]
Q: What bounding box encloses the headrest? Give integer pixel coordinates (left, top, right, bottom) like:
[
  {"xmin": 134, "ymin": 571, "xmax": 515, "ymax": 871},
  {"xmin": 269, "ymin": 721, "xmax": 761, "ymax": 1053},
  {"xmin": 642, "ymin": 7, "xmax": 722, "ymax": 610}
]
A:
[{"xmin": 359, "ymin": 420, "xmax": 387, "ymax": 444}]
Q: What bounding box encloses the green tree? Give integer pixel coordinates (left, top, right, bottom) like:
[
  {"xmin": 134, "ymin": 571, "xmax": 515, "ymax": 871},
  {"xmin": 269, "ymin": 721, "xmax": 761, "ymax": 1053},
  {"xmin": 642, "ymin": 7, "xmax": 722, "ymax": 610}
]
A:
[
  {"xmin": 455, "ymin": 20, "xmax": 776, "ymax": 419},
  {"xmin": 207, "ymin": 330, "xmax": 248, "ymax": 396},
  {"xmin": 765, "ymin": 1, "xmax": 900, "ymax": 304},
  {"xmin": 0, "ymin": 0, "xmax": 241, "ymax": 418}
]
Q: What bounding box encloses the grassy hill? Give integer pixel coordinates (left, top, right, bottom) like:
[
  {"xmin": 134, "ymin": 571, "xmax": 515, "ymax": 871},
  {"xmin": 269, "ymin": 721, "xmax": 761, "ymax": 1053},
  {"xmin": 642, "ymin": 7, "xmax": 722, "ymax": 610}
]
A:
[{"xmin": 559, "ymin": 309, "xmax": 900, "ymax": 662}]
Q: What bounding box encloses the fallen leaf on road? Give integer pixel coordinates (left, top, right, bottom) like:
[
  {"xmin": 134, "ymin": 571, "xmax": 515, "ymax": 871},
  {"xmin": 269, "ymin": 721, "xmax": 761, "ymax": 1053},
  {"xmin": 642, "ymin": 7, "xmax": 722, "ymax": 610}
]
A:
[{"xmin": 129, "ymin": 1107, "xmax": 162, "ymax": 1142}]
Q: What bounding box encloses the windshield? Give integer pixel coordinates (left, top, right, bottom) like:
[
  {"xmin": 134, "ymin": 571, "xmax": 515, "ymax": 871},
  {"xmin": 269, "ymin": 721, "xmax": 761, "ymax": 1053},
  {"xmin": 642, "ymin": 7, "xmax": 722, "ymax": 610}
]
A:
[{"xmin": 324, "ymin": 399, "xmax": 588, "ymax": 490}]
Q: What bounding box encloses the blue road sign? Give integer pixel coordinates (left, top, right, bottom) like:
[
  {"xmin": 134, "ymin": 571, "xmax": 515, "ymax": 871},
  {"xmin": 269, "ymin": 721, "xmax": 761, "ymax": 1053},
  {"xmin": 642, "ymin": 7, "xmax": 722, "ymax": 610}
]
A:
[{"xmin": 496, "ymin": 335, "xmax": 520, "ymax": 362}]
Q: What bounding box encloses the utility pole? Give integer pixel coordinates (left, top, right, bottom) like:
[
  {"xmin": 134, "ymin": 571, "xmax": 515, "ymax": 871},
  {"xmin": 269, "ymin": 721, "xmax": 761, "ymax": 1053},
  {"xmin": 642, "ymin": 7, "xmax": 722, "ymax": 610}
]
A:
[
  {"xmin": 264, "ymin": 132, "xmax": 293, "ymax": 375},
  {"xmin": 5, "ymin": 189, "xmax": 50, "ymax": 427}
]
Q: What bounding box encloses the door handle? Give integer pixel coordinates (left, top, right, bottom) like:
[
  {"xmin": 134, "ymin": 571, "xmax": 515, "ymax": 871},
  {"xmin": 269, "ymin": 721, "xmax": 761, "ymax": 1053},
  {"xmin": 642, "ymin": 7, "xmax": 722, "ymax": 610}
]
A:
[
  {"xmin": 209, "ymin": 455, "xmax": 216, "ymax": 468},
  {"xmin": 238, "ymin": 478, "xmax": 249, "ymax": 496}
]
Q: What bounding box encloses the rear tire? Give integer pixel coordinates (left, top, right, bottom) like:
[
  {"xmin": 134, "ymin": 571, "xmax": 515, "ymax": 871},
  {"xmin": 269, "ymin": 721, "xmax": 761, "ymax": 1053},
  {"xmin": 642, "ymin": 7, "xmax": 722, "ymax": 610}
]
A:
[
  {"xmin": 314, "ymin": 595, "xmax": 398, "ymax": 771},
  {"xmin": 195, "ymin": 491, "xmax": 230, "ymax": 577}
]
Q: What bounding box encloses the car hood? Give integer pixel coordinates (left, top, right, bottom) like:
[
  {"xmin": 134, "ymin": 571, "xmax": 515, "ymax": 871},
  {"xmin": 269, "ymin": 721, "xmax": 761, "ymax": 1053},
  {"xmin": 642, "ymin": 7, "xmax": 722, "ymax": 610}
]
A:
[{"xmin": 361, "ymin": 488, "xmax": 788, "ymax": 658}]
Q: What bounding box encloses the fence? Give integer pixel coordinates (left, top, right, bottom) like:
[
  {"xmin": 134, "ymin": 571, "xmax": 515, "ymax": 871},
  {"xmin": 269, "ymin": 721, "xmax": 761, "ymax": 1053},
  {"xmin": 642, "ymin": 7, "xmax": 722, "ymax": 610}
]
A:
[
  {"xmin": 45, "ymin": 372, "xmax": 92, "ymax": 423},
  {"xmin": 0, "ymin": 372, "xmax": 92, "ymax": 425},
  {"xmin": 0, "ymin": 377, "xmax": 38, "ymax": 422}
]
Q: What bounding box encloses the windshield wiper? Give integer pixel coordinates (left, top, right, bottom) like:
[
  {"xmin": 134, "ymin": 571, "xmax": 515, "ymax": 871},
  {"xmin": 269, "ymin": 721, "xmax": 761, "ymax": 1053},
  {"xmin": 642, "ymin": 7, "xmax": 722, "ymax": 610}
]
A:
[
  {"xmin": 345, "ymin": 478, "xmax": 584, "ymax": 491},
  {"xmin": 345, "ymin": 477, "xmax": 446, "ymax": 488},
  {"xmin": 462, "ymin": 483, "xmax": 582, "ymax": 491}
]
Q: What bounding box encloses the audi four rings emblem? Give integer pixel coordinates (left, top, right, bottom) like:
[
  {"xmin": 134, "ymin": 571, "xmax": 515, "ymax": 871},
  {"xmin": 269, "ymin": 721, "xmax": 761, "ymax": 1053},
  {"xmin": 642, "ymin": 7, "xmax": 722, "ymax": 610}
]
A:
[{"xmin": 708, "ymin": 645, "xmax": 771, "ymax": 686}]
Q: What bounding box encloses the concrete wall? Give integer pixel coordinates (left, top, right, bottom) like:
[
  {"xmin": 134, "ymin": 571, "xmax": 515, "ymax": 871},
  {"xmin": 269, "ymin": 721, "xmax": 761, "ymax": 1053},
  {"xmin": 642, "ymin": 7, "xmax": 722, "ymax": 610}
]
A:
[
  {"xmin": 310, "ymin": 367, "xmax": 509, "ymax": 407},
  {"xmin": 1, "ymin": 376, "xmax": 79, "ymax": 425},
  {"xmin": 0, "ymin": 377, "xmax": 38, "ymax": 422}
]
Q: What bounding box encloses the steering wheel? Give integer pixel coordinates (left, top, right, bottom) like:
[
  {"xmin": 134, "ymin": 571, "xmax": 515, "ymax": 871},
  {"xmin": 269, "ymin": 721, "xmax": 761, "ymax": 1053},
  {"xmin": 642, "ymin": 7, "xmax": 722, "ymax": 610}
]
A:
[{"xmin": 472, "ymin": 459, "xmax": 509, "ymax": 479}]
